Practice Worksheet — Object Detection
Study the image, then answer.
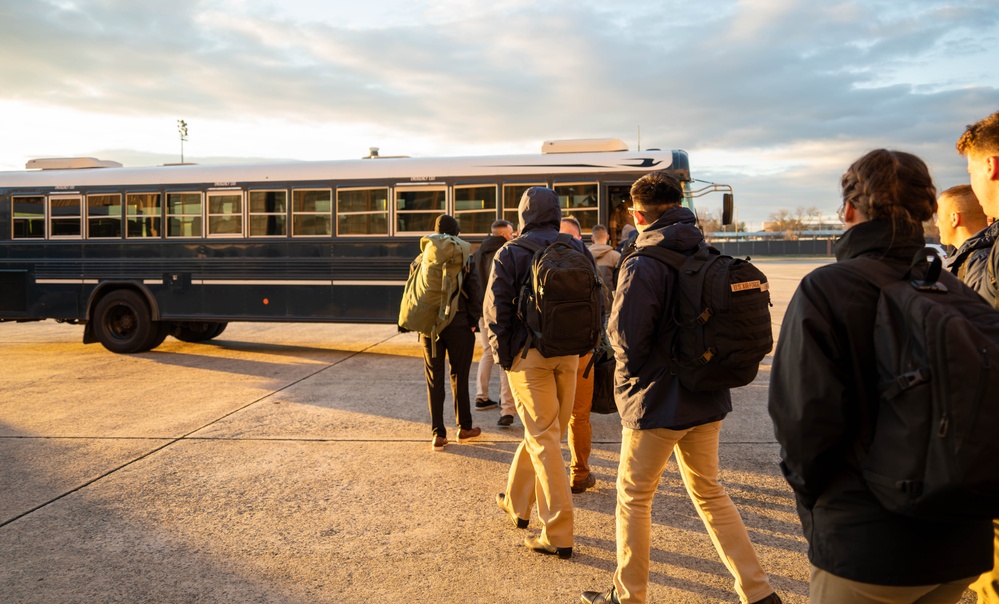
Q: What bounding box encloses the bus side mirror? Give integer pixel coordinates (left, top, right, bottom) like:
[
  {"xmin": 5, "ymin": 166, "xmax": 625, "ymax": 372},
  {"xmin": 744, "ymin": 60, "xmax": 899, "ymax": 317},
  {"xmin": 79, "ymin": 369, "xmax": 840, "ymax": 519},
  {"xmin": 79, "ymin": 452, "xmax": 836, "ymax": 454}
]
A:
[{"xmin": 722, "ymin": 193, "xmax": 734, "ymax": 226}]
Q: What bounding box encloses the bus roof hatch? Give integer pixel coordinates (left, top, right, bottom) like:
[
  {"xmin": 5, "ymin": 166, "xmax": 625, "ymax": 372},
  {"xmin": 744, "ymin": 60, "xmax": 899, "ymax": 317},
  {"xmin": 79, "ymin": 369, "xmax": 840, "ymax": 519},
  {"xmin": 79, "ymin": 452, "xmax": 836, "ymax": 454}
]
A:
[
  {"xmin": 541, "ymin": 139, "xmax": 628, "ymax": 154},
  {"xmin": 26, "ymin": 157, "xmax": 123, "ymax": 170}
]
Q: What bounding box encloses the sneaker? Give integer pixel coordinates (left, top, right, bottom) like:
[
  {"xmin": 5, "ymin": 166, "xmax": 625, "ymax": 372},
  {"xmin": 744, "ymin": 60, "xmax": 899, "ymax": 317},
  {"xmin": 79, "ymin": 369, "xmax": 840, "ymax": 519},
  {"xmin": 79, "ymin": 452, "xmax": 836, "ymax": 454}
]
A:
[
  {"xmin": 431, "ymin": 436, "xmax": 447, "ymax": 451},
  {"xmin": 525, "ymin": 535, "xmax": 572, "ymax": 559},
  {"xmin": 750, "ymin": 593, "xmax": 783, "ymax": 604},
  {"xmin": 571, "ymin": 473, "xmax": 596, "ymax": 494},
  {"xmin": 497, "ymin": 414, "xmax": 514, "ymax": 427},
  {"xmin": 456, "ymin": 426, "xmax": 481, "ymax": 442},
  {"xmin": 475, "ymin": 398, "xmax": 499, "ymax": 411}
]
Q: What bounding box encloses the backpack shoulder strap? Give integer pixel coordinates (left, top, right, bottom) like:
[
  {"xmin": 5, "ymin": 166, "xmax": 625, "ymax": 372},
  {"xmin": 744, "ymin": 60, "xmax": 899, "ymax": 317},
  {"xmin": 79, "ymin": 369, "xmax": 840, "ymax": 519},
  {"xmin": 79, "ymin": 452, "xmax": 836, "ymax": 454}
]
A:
[
  {"xmin": 508, "ymin": 236, "xmax": 544, "ymax": 255},
  {"xmin": 631, "ymin": 244, "xmax": 687, "ymax": 270}
]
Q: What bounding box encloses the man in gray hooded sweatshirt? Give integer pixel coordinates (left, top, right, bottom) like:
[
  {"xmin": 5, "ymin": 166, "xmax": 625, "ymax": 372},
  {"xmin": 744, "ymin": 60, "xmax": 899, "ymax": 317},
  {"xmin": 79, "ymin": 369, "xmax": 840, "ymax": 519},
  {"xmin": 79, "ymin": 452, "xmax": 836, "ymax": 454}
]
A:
[{"xmin": 485, "ymin": 187, "xmax": 596, "ymax": 560}]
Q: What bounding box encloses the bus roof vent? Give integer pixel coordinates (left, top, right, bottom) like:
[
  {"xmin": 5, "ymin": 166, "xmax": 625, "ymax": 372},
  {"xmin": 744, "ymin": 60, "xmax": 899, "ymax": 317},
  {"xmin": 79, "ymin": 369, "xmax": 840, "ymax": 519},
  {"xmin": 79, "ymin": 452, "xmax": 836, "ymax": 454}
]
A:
[
  {"xmin": 26, "ymin": 157, "xmax": 123, "ymax": 170},
  {"xmin": 541, "ymin": 138, "xmax": 628, "ymax": 154}
]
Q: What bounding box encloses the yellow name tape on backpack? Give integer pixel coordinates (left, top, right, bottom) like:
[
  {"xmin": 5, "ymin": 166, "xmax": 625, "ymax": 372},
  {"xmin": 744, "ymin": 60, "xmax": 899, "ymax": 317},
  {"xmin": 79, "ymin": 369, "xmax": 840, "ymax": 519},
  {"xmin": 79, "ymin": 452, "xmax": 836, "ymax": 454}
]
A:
[{"xmin": 730, "ymin": 280, "xmax": 770, "ymax": 293}]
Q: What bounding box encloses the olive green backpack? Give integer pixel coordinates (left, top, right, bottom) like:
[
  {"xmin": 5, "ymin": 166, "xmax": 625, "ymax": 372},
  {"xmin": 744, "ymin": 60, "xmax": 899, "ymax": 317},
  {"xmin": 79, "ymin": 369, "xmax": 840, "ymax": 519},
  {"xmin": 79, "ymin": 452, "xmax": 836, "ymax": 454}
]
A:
[{"xmin": 398, "ymin": 234, "xmax": 471, "ymax": 341}]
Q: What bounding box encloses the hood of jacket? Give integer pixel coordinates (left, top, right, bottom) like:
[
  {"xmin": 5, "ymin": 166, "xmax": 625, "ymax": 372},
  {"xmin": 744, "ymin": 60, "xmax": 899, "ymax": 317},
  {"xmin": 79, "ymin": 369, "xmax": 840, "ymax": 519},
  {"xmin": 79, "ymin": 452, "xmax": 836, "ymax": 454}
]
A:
[
  {"xmin": 635, "ymin": 206, "xmax": 704, "ymax": 253},
  {"xmin": 834, "ymin": 219, "xmax": 925, "ymax": 264},
  {"xmin": 588, "ymin": 242, "xmax": 616, "ymax": 261},
  {"xmin": 518, "ymin": 187, "xmax": 561, "ymax": 234}
]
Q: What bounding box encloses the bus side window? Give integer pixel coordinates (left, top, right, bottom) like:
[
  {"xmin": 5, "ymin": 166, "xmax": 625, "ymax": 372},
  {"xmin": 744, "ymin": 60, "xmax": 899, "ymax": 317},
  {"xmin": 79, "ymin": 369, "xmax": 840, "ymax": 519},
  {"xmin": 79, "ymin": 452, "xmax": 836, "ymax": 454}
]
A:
[
  {"xmin": 249, "ymin": 190, "xmax": 287, "ymax": 237},
  {"xmin": 87, "ymin": 194, "xmax": 123, "ymax": 238},
  {"xmin": 453, "ymin": 185, "xmax": 496, "ymax": 235},
  {"xmin": 167, "ymin": 192, "xmax": 203, "ymax": 238},
  {"xmin": 336, "ymin": 188, "xmax": 388, "ymax": 236},
  {"xmin": 126, "ymin": 193, "xmax": 162, "ymax": 238},
  {"xmin": 292, "ymin": 189, "xmax": 332, "ymax": 236},
  {"xmin": 12, "ymin": 196, "xmax": 45, "ymax": 239},
  {"xmin": 554, "ymin": 182, "xmax": 599, "ymax": 233},
  {"xmin": 49, "ymin": 195, "xmax": 83, "ymax": 238}
]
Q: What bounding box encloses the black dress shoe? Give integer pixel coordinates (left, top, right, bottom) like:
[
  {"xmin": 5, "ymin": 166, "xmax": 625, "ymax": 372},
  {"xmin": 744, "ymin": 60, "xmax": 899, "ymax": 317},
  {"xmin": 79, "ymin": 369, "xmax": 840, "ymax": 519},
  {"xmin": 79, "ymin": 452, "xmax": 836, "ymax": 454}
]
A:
[
  {"xmin": 496, "ymin": 493, "xmax": 529, "ymax": 529},
  {"xmin": 580, "ymin": 587, "xmax": 618, "ymax": 604},
  {"xmin": 524, "ymin": 535, "xmax": 572, "ymax": 559}
]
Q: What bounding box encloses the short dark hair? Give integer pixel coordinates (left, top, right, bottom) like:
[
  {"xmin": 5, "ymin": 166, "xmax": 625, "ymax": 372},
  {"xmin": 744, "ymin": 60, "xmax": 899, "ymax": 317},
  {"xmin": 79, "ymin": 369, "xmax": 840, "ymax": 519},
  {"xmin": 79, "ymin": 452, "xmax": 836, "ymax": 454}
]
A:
[
  {"xmin": 630, "ymin": 171, "xmax": 683, "ymax": 223},
  {"xmin": 939, "ymin": 184, "xmax": 985, "ymax": 219},
  {"xmin": 957, "ymin": 111, "xmax": 999, "ymax": 157},
  {"xmin": 560, "ymin": 216, "xmax": 582, "ymax": 237},
  {"xmin": 490, "ymin": 219, "xmax": 513, "ymax": 233}
]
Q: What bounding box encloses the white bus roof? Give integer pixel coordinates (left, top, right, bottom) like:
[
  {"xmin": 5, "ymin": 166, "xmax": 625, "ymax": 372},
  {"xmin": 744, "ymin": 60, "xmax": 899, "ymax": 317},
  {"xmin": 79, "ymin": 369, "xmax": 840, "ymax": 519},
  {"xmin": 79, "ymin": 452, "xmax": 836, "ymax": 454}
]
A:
[{"xmin": 2, "ymin": 145, "xmax": 682, "ymax": 189}]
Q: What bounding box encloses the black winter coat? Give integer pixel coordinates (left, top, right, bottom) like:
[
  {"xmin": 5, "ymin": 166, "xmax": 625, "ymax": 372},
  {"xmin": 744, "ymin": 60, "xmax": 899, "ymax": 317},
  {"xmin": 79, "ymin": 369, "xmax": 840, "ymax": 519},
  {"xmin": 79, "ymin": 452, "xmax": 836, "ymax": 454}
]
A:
[
  {"xmin": 472, "ymin": 235, "xmax": 508, "ymax": 305},
  {"xmin": 769, "ymin": 220, "xmax": 992, "ymax": 585},
  {"xmin": 483, "ymin": 188, "xmax": 595, "ymax": 369},
  {"xmin": 608, "ymin": 206, "xmax": 730, "ymax": 430},
  {"xmin": 947, "ymin": 220, "xmax": 999, "ymax": 305}
]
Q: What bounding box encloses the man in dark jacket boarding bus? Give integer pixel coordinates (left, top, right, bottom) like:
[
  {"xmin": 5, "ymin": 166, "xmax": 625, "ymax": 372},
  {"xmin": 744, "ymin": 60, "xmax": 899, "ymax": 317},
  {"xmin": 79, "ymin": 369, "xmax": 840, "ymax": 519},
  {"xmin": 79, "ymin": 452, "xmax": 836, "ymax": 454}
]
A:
[
  {"xmin": 581, "ymin": 171, "xmax": 781, "ymax": 604},
  {"xmin": 769, "ymin": 149, "xmax": 995, "ymax": 603},
  {"xmin": 485, "ymin": 187, "xmax": 601, "ymax": 560}
]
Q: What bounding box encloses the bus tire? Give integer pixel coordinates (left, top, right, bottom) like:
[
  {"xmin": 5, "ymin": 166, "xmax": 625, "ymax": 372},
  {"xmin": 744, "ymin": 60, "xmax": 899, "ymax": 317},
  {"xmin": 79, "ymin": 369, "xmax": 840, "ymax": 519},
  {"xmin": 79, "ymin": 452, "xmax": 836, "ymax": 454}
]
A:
[
  {"xmin": 206, "ymin": 322, "xmax": 227, "ymax": 340},
  {"xmin": 169, "ymin": 321, "xmax": 226, "ymax": 343},
  {"xmin": 146, "ymin": 322, "xmax": 169, "ymax": 350},
  {"xmin": 92, "ymin": 290, "xmax": 156, "ymax": 354}
]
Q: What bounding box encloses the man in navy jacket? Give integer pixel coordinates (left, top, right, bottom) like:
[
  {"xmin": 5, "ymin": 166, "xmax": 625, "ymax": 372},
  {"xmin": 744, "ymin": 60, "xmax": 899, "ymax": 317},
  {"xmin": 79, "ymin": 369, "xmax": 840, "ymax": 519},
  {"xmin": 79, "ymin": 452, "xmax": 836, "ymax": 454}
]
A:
[{"xmin": 582, "ymin": 172, "xmax": 780, "ymax": 604}]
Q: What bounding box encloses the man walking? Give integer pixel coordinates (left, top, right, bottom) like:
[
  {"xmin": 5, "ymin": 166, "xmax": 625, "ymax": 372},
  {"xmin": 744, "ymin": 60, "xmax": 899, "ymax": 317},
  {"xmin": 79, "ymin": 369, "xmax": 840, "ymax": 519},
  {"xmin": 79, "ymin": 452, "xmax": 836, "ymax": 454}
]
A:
[
  {"xmin": 472, "ymin": 219, "xmax": 516, "ymax": 427},
  {"xmin": 411, "ymin": 214, "xmax": 482, "ymax": 451},
  {"xmin": 485, "ymin": 187, "xmax": 596, "ymax": 559},
  {"xmin": 581, "ymin": 171, "xmax": 780, "ymax": 604}
]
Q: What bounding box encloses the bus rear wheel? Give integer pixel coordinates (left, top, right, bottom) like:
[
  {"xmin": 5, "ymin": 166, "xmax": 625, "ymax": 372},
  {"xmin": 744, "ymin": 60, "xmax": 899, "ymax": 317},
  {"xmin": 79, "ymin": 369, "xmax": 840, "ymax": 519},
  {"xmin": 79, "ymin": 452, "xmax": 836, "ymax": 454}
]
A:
[
  {"xmin": 93, "ymin": 290, "xmax": 157, "ymax": 354},
  {"xmin": 169, "ymin": 321, "xmax": 228, "ymax": 343}
]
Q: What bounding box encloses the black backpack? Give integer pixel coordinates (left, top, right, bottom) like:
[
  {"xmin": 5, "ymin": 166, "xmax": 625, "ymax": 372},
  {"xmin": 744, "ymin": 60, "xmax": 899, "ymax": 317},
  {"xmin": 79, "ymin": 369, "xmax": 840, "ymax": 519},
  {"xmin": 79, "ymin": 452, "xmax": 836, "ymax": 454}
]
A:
[
  {"xmin": 510, "ymin": 233, "xmax": 602, "ymax": 358},
  {"xmin": 633, "ymin": 243, "xmax": 773, "ymax": 391},
  {"xmin": 842, "ymin": 249, "xmax": 999, "ymax": 520}
]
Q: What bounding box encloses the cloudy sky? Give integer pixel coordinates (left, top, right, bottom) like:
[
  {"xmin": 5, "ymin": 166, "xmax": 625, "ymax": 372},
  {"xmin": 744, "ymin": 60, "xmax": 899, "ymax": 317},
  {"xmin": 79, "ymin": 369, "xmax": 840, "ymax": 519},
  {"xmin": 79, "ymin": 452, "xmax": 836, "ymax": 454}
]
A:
[{"xmin": 1, "ymin": 0, "xmax": 997, "ymax": 228}]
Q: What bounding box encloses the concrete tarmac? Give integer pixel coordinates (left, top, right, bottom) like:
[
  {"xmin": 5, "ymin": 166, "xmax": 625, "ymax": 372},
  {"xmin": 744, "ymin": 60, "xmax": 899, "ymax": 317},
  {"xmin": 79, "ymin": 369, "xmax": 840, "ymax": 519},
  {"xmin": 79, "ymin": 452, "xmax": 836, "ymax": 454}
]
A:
[{"xmin": 0, "ymin": 258, "xmax": 973, "ymax": 603}]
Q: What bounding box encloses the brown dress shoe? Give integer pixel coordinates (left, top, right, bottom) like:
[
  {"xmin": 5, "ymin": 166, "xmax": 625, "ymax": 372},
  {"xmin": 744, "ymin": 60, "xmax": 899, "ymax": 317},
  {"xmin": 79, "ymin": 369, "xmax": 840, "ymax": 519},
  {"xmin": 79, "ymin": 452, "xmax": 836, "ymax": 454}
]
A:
[
  {"xmin": 457, "ymin": 426, "xmax": 481, "ymax": 442},
  {"xmin": 571, "ymin": 473, "xmax": 596, "ymax": 493},
  {"xmin": 431, "ymin": 436, "xmax": 447, "ymax": 451}
]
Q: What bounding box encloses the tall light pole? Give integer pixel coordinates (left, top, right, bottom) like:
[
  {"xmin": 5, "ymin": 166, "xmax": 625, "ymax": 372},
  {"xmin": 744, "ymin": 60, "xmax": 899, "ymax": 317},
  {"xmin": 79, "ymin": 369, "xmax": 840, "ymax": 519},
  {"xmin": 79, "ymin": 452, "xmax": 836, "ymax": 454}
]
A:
[{"xmin": 177, "ymin": 120, "xmax": 188, "ymax": 163}]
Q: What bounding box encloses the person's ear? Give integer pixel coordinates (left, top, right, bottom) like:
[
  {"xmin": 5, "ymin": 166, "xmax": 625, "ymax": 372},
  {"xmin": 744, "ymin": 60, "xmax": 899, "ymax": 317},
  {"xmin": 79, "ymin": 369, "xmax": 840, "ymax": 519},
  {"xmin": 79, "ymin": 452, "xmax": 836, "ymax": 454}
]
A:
[
  {"xmin": 988, "ymin": 156, "xmax": 999, "ymax": 181},
  {"xmin": 951, "ymin": 212, "xmax": 961, "ymax": 228}
]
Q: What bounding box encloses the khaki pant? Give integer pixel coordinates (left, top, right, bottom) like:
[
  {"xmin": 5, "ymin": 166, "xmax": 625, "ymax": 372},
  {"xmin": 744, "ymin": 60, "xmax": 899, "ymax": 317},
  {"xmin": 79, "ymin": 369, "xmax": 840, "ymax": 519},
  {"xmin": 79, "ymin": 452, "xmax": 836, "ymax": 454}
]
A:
[
  {"xmin": 811, "ymin": 566, "xmax": 977, "ymax": 603},
  {"xmin": 569, "ymin": 352, "xmax": 594, "ymax": 486},
  {"xmin": 476, "ymin": 318, "xmax": 514, "ymax": 416},
  {"xmin": 613, "ymin": 422, "xmax": 773, "ymax": 604},
  {"xmin": 503, "ymin": 347, "xmax": 578, "ymax": 548},
  {"xmin": 970, "ymin": 522, "xmax": 999, "ymax": 603}
]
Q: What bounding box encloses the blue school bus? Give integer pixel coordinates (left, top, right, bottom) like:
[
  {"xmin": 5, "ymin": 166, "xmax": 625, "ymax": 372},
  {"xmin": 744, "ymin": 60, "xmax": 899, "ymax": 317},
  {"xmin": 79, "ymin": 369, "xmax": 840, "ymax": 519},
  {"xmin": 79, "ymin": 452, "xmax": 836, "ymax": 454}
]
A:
[{"xmin": 0, "ymin": 138, "xmax": 732, "ymax": 353}]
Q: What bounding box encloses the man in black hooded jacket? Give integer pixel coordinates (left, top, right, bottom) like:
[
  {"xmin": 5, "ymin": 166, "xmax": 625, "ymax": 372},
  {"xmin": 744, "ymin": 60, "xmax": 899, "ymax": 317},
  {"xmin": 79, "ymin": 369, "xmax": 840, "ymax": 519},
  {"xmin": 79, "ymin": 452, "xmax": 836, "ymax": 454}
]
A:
[{"xmin": 485, "ymin": 187, "xmax": 596, "ymax": 560}]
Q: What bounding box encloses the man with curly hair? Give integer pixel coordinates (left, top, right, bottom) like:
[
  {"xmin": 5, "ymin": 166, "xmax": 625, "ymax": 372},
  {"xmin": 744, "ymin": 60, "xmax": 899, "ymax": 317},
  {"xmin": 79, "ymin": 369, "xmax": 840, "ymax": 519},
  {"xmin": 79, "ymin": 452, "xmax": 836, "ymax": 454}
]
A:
[{"xmin": 956, "ymin": 110, "xmax": 999, "ymax": 307}]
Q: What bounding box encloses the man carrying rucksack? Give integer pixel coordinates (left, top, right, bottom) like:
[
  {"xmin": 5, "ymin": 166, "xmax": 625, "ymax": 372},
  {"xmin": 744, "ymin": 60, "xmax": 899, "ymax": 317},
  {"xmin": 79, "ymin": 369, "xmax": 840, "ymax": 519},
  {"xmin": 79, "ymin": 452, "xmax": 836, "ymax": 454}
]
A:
[
  {"xmin": 400, "ymin": 214, "xmax": 482, "ymax": 452},
  {"xmin": 485, "ymin": 187, "xmax": 600, "ymax": 560},
  {"xmin": 769, "ymin": 150, "xmax": 993, "ymax": 603},
  {"xmin": 581, "ymin": 171, "xmax": 781, "ymax": 604}
]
